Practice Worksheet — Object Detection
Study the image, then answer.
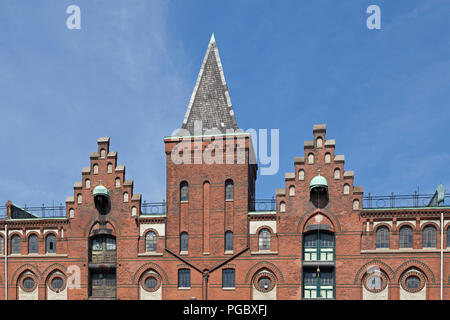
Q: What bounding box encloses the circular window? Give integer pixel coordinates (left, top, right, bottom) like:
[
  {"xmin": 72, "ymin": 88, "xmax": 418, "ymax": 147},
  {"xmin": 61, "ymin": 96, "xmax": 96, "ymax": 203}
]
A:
[
  {"xmin": 253, "ymin": 272, "xmax": 276, "ymax": 293},
  {"xmin": 141, "ymin": 273, "xmax": 161, "ymax": 292},
  {"xmin": 364, "ymin": 272, "xmax": 387, "ymax": 293},
  {"xmin": 20, "ymin": 276, "xmax": 37, "ymax": 292},
  {"xmin": 401, "ymin": 271, "xmax": 425, "ymax": 293},
  {"xmin": 48, "ymin": 273, "xmax": 66, "ymax": 292}
]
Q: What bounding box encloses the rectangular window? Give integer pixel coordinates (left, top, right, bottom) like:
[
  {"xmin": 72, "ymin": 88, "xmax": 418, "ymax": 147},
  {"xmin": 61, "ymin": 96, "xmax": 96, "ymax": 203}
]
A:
[
  {"xmin": 222, "ymin": 269, "xmax": 235, "ymax": 288},
  {"xmin": 178, "ymin": 269, "xmax": 191, "ymax": 288}
]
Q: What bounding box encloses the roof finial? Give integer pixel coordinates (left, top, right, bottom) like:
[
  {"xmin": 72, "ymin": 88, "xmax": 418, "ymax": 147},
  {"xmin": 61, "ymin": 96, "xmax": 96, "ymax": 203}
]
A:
[{"xmin": 210, "ymin": 33, "xmax": 215, "ymax": 43}]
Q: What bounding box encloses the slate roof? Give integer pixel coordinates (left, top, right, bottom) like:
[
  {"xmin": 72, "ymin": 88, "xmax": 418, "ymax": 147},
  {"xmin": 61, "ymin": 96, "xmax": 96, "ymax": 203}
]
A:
[{"xmin": 181, "ymin": 34, "xmax": 239, "ymax": 135}]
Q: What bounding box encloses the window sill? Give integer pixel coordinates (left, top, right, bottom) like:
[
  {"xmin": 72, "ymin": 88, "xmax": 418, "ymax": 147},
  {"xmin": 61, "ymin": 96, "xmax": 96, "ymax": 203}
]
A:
[
  {"xmin": 251, "ymin": 250, "xmax": 278, "ymax": 255},
  {"xmin": 180, "ymin": 251, "xmax": 188, "ymax": 256},
  {"xmin": 138, "ymin": 252, "xmax": 163, "ymax": 257},
  {"xmin": 224, "ymin": 250, "xmax": 234, "ymax": 255},
  {"xmin": 178, "ymin": 287, "xmax": 191, "ymax": 290},
  {"xmin": 225, "ymin": 199, "xmax": 234, "ymax": 202},
  {"xmin": 222, "ymin": 287, "xmax": 236, "ymax": 291}
]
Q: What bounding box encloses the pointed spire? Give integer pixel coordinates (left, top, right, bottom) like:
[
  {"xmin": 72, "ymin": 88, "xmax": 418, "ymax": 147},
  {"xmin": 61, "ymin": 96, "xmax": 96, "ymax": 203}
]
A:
[{"xmin": 180, "ymin": 35, "xmax": 239, "ymax": 135}]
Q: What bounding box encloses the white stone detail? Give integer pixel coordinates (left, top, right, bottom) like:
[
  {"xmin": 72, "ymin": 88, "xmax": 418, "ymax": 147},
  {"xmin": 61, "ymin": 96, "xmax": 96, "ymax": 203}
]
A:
[{"xmin": 250, "ymin": 221, "xmax": 276, "ymax": 235}]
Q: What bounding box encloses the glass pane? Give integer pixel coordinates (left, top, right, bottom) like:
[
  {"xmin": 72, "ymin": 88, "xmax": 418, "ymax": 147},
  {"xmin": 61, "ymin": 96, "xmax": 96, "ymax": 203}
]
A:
[
  {"xmin": 52, "ymin": 277, "xmax": 63, "ymax": 290},
  {"xmin": 258, "ymin": 277, "xmax": 271, "ymax": 290},
  {"xmin": 145, "ymin": 277, "xmax": 157, "ymax": 289},
  {"xmin": 320, "ymin": 233, "xmax": 334, "ymax": 247},
  {"xmin": 46, "ymin": 235, "xmax": 56, "ymax": 253},
  {"xmin": 406, "ymin": 276, "xmax": 420, "ymax": 289},
  {"xmin": 106, "ymin": 238, "xmax": 116, "ymax": 251},
  {"xmin": 23, "ymin": 278, "xmax": 35, "ymax": 289},
  {"xmin": 304, "ymin": 234, "xmax": 318, "ymax": 247},
  {"xmin": 92, "ymin": 238, "xmax": 102, "ymax": 251}
]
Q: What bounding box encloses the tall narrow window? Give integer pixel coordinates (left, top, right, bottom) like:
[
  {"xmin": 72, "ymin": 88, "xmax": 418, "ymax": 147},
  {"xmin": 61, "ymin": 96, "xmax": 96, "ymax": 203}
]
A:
[
  {"xmin": 145, "ymin": 231, "xmax": 157, "ymax": 252},
  {"xmin": 325, "ymin": 153, "xmax": 331, "ymax": 164},
  {"xmin": 46, "ymin": 234, "xmax": 56, "ymax": 253},
  {"xmin": 308, "ymin": 153, "xmax": 314, "ymax": 164},
  {"xmin": 280, "ymin": 202, "xmax": 286, "ymax": 213},
  {"xmin": 422, "ymin": 225, "xmax": 436, "ymax": 248},
  {"xmin": 222, "ymin": 269, "xmax": 235, "ymax": 288},
  {"xmin": 399, "ymin": 226, "xmax": 413, "ymax": 248},
  {"xmin": 28, "ymin": 234, "xmax": 38, "ymax": 254},
  {"xmin": 343, "ymin": 184, "xmax": 350, "ymax": 195},
  {"xmin": 353, "ymin": 199, "xmax": 360, "ymax": 210},
  {"xmin": 225, "ymin": 231, "xmax": 233, "ymax": 251},
  {"xmin": 316, "ymin": 137, "xmax": 323, "ymax": 148},
  {"xmin": 259, "ymin": 229, "xmax": 271, "ymax": 250},
  {"xmin": 0, "ymin": 236, "xmax": 4, "ymax": 255},
  {"xmin": 123, "ymin": 192, "xmax": 129, "ymax": 203},
  {"xmin": 298, "ymin": 169, "xmax": 305, "ymax": 181},
  {"xmin": 178, "ymin": 269, "xmax": 191, "ymax": 288},
  {"xmin": 115, "ymin": 178, "xmax": 120, "ymax": 188},
  {"xmin": 100, "ymin": 149, "xmax": 106, "ymax": 159},
  {"xmin": 85, "ymin": 179, "xmax": 90, "ymax": 189},
  {"xmin": 180, "ymin": 181, "xmax": 189, "ymax": 202},
  {"xmin": 376, "ymin": 226, "xmax": 390, "ymax": 249},
  {"xmin": 93, "ymin": 164, "xmax": 98, "ymax": 174},
  {"xmin": 289, "ymin": 186, "xmax": 295, "ymax": 196},
  {"xmin": 107, "ymin": 163, "xmax": 113, "ymax": 174},
  {"xmin": 77, "ymin": 193, "xmax": 82, "ymax": 204},
  {"xmin": 11, "ymin": 235, "xmax": 21, "ymax": 254},
  {"xmin": 180, "ymin": 232, "xmax": 188, "ymax": 252},
  {"xmin": 334, "ymin": 168, "xmax": 340, "ymax": 179},
  {"xmin": 225, "ymin": 179, "xmax": 234, "ymax": 200}
]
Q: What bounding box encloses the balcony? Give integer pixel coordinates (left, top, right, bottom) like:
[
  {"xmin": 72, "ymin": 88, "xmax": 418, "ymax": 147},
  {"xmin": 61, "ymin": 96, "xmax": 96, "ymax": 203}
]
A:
[
  {"xmin": 0, "ymin": 203, "xmax": 66, "ymax": 219},
  {"xmin": 363, "ymin": 191, "xmax": 450, "ymax": 209}
]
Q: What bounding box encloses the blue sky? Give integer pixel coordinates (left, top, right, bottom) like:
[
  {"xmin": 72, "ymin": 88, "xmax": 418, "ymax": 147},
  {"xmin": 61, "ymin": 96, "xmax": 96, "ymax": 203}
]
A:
[{"xmin": 0, "ymin": 0, "xmax": 449, "ymax": 207}]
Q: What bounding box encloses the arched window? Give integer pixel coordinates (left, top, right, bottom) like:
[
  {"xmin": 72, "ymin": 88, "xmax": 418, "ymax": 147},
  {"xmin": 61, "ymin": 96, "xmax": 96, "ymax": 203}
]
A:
[
  {"xmin": 325, "ymin": 153, "xmax": 331, "ymax": 164},
  {"xmin": 376, "ymin": 226, "xmax": 390, "ymax": 249},
  {"xmin": 225, "ymin": 179, "xmax": 234, "ymax": 200},
  {"xmin": 298, "ymin": 169, "xmax": 305, "ymax": 181},
  {"xmin": 334, "ymin": 168, "xmax": 340, "ymax": 179},
  {"xmin": 422, "ymin": 225, "xmax": 436, "ymax": 248},
  {"xmin": 225, "ymin": 231, "xmax": 233, "ymax": 251},
  {"xmin": 77, "ymin": 194, "xmax": 82, "ymax": 204},
  {"xmin": 316, "ymin": 137, "xmax": 323, "ymax": 148},
  {"xmin": 178, "ymin": 269, "xmax": 191, "ymax": 288},
  {"xmin": 131, "ymin": 206, "xmax": 137, "ymax": 217},
  {"xmin": 353, "ymin": 199, "xmax": 360, "ymax": 210},
  {"xmin": 46, "ymin": 234, "xmax": 56, "ymax": 253},
  {"xmin": 115, "ymin": 178, "xmax": 121, "ymax": 188},
  {"xmin": 180, "ymin": 181, "xmax": 188, "ymax": 202},
  {"xmin": 180, "ymin": 232, "xmax": 188, "ymax": 252},
  {"xmin": 399, "ymin": 226, "xmax": 413, "ymax": 248},
  {"xmin": 123, "ymin": 192, "xmax": 129, "ymax": 203},
  {"xmin": 145, "ymin": 231, "xmax": 157, "ymax": 252},
  {"xmin": 279, "ymin": 201, "xmax": 286, "ymax": 213},
  {"xmin": 289, "ymin": 186, "xmax": 295, "ymax": 196},
  {"xmin": 222, "ymin": 268, "xmax": 235, "ymax": 288},
  {"xmin": 85, "ymin": 179, "xmax": 90, "ymax": 189},
  {"xmin": 93, "ymin": 164, "xmax": 98, "ymax": 174},
  {"xmin": 11, "ymin": 235, "xmax": 21, "ymax": 254},
  {"xmin": 308, "ymin": 153, "xmax": 314, "ymax": 164},
  {"xmin": 100, "ymin": 149, "xmax": 106, "ymax": 159},
  {"xmin": 107, "ymin": 163, "xmax": 113, "ymax": 174},
  {"xmin": 343, "ymin": 184, "xmax": 350, "ymax": 195},
  {"xmin": 28, "ymin": 234, "xmax": 38, "ymax": 254},
  {"xmin": 259, "ymin": 229, "xmax": 271, "ymax": 250}
]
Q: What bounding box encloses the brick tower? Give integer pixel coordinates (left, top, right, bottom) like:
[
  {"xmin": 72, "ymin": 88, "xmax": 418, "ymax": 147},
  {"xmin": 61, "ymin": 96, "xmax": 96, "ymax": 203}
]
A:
[{"xmin": 163, "ymin": 34, "xmax": 257, "ymax": 299}]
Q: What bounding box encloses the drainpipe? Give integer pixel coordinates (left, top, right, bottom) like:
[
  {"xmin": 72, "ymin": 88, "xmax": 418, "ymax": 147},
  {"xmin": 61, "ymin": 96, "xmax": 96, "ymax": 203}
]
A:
[
  {"xmin": 4, "ymin": 223, "xmax": 7, "ymax": 300},
  {"xmin": 441, "ymin": 211, "xmax": 444, "ymax": 300}
]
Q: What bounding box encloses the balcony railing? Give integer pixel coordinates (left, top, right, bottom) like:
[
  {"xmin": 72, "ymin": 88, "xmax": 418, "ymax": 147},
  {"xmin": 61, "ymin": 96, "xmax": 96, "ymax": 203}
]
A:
[
  {"xmin": 0, "ymin": 203, "xmax": 66, "ymax": 219},
  {"xmin": 249, "ymin": 199, "xmax": 276, "ymax": 212},
  {"xmin": 363, "ymin": 192, "xmax": 450, "ymax": 209},
  {"xmin": 141, "ymin": 201, "xmax": 167, "ymax": 215}
]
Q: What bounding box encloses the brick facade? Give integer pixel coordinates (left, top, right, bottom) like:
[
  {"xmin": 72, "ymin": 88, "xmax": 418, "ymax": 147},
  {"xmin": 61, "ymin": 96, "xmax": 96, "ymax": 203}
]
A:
[{"xmin": 0, "ymin": 37, "xmax": 448, "ymax": 300}]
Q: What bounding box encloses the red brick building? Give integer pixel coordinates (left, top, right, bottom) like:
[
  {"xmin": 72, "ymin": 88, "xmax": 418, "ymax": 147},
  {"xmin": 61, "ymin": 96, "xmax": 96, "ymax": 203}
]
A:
[{"xmin": 0, "ymin": 36, "xmax": 449, "ymax": 300}]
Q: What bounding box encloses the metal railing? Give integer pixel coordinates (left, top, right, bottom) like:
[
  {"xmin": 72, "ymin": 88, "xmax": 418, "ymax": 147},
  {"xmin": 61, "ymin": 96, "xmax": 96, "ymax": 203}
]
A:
[
  {"xmin": 141, "ymin": 201, "xmax": 167, "ymax": 215},
  {"xmin": 249, "ymin": 199, "xmax": 277, "ymax": 212},
  {"xmin": 0, "ymin": 203, "xmax": 66, "ymax": 219},
  {"xmin": 363, "ymin": 192, "xmax": 450, "ymax": 209}
]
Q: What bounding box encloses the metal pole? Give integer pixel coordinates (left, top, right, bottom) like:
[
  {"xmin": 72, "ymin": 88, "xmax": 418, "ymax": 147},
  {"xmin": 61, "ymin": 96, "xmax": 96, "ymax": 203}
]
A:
[
  {"xmin": 4, "ymin": 223, "xmax": 7, "ymax": 300},
  {"xmin": 441, "ymin": 212, "xmax": 444, "ymax": 300}
]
